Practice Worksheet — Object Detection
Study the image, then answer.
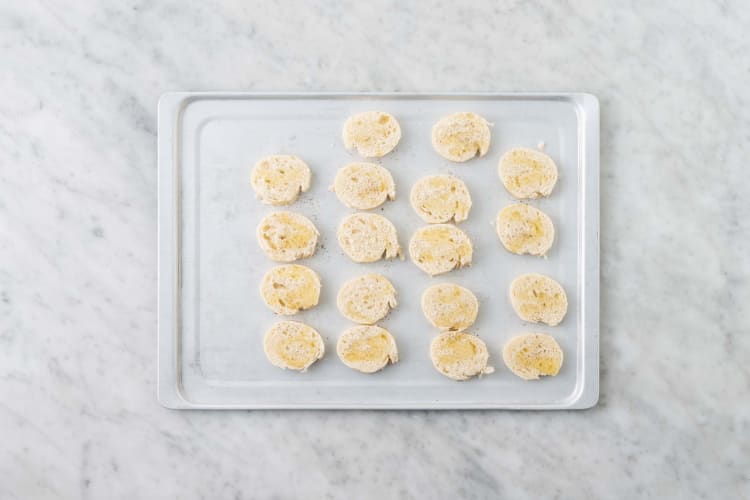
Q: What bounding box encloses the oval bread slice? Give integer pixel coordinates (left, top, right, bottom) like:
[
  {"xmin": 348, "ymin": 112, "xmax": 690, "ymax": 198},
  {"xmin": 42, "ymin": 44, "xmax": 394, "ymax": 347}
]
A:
[
  {"xmin": 333, "ymin": 162, "xmax": 395, "ymax": 210},
  {"xmin": 509, "ymin": 273, "xmax": 568, "ymax": 326},
  {"xmin": 431, "ymin": 112, "xmax": 491, "ymax": 162},
  {"xmin": 263, "ymin": 321, "xmax": 325, "ymax": 371},
  {"xmin": 430, "ymin": 331, "xmax": 494, "ymax": 381},
  {"xmin": 337, "ymin": 213, "xmax": 402, "ymax": 263},
  {"xmin": 260, "ymin": 264, "xmax": 321, "ymax": 315},
  {"xmin": 410, "ymin": 175, "xmax": 472, "ymax": 223},
  {"xmin": 409, "ymin": 224, "xmax": 473, "ymax": 276},
  {"xmin": 496, "ymin": 204, "xmax": 554, "ymax": 256},
  {"xmin": 250, "ymin": 155, "xmax": 312, "ymax": 205},
  {"xmin": 257, "ymin": 211, "xmax": 319, "ymax": 262},
  {"xmin": 498, "ymin": 147, "xmax": 558, "ymax": 199},
  {"xmin": 502, "ymin": 333, "xmax": 563, "ymax": 380},
  {"xmin": 337, "ymin": 325, "xmax": 398, "ymax": 373},
  {"xmin": 337, "ymin": 274, "xmax": 397, "ymax": 325},
  {"xmin": 421, "ymin": 283, "xmax": 478, "ymax": 331},
  {"xmin": 343, "ymin": 111, "xmax": 401, "ymax": 158}
]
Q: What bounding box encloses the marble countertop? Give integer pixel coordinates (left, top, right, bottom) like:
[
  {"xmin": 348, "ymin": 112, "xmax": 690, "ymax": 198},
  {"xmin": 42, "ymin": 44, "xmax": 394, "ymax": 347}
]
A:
[{"xmin": 1, "ymin": 1, "xmax": 748, "ymax": 498}]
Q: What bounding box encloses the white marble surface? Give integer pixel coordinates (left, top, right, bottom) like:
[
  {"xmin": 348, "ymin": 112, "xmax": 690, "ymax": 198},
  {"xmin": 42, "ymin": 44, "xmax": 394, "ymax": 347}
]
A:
[{"xmin": 1, "ymin": 0, "xmax": 748, "ymax": 498}]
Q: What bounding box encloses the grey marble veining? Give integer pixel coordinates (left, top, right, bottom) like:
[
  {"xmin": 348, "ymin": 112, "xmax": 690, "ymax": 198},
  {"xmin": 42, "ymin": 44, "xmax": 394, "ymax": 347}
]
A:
[{"xmin": 0, "ymin": 1, "xmax": 748, "ymax": 498}]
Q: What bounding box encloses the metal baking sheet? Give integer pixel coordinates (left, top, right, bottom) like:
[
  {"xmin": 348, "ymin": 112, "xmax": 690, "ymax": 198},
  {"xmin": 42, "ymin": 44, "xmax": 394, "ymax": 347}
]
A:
[{"xmin": 157, "ymin": 93, "xmax": 599, "ymax": 409}]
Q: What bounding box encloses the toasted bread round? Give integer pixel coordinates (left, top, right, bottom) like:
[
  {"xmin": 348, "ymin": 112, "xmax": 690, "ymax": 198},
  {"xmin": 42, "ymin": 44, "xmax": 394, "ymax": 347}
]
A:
[
  {"xmin": 409, "ymin": 224, "xmax": 473, "ymax": 276},
  {"xmin": 257, "ymin": 211, "xmax": 319, "ymax": 262},
  {"xmin": 431, "ymin": 112, "xmax": 491, "ymax": 162},
  {"xmin": 337, "ymin": 274, "xmax": 397, "ymax": 325},
  {"xmin": 502, "ymin": 333, "xmax": 563, "ymax": 380},
  {"xmin": 499, "ymin": 147, "xmax": 558, "ymax": 199},
  {"xmin": 421, "ymin": 283, "xmax": 478, "ymax": 331},
  {"xmin": 250, "ymin": 155, "xmax": 312, "ymax": 205},
  {"xmin": 259, "ymin": 264, "xmax": 321, "ymax": 315},
  {"xmin": 337, "ymin": 213, "xmax": 401, "ymax": 263},
  {"xmin": 496, "ymin": 204, "xmax": 554, "ymax": 256},
  {"xmin": 430, "ymin": 331, "xmax": 494, "ymax": 381},
  {"xmin": 342, "ymin": 111, "xmax": 401, "ymax": 158},
  {"xmin": 509, "ymin": 273, "xmax": 568, "ymax": 326},
  {"xmin": 263, "ymin": 321, "xmax": 325, "ymax": 371},
  {"xmin": 410, "ymin": 175, "xmax": 472, "ymax": 223},
  {"xmin": 336, "ymin": 325, "xmax": 398, "ymax": 373},
  {"xmin": 333, "ymin": 162, "xmax": 395, "ymax": 210}
]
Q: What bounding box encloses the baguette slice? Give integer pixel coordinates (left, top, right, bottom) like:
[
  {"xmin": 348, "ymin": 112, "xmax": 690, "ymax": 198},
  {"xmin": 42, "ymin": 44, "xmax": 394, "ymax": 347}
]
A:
[
  {"xmin": 509, "ymin": 273, "xmax": 568, "ymax": 326},
  {"xmin": 430, "ymin": 331, "xmax": 494, "ymax": 381},
  {"xmin": 498, "ymin": 147, "xmax": 558, "ymax": 199},
  {"xmin": 343, "ymin": 111, "xmax": 401, "ymax": 158},
  {"xmin": 251, "ymin": 155, "xmax": 311, "ymax": 205},
  {"xmin": 337, "ymin": 274, "xmax": 397, "ymax": 325},
  {"xmin": 496, "ymin": 203, "xmax": 554, "ymax": 256},
  {"xmin": 410, "ymin": 174, "xmax": 472, "ymax": 223},
  {"xmin": 502, "ymin": 333, "xmax": 563, "ymax": 380},
  {"xmin": 337, "ymin": 213, "xmax": 402, "ymax": 263},
  {"xmin": 257, "ymin": 211, "xmax": 319, "ymax": 262},
  {"xmin": 431, "ymin": 112, "xmax": 491, "ymax": 162},
  {"xmin": 333, "ymin": 162, "xmax": 395, "ymax": 210},
  {"xmin": 337, "ymin": 325, "xmax": 398, "ymax": 373},
  {"xmin": 409, "ymin": 224, "xmax": 473, "ymax": 276},
  {"xmin": 263, "ymin": 321, "xmax": 324, "ymax": 371},
  {"xmin": 259, "ymin": 264, "xmax": 321, "ymax": 315}
]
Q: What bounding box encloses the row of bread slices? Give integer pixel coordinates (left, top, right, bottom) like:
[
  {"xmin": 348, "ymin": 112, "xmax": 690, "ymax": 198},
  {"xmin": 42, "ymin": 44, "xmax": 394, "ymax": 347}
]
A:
[
  {"xmin": 264, "ymin": 273, "xmax": 566, "ymax": 380},
  {"xmin": 256, "ymin": 204, "xmax": 554, "ymax": 277},
  {"xmin": 343, "ymin": 108, "xmax": 559, "ymax": 198},
  {"xmin": 252, "ymin": 147, "xmax": 558, "ymax": 210}
]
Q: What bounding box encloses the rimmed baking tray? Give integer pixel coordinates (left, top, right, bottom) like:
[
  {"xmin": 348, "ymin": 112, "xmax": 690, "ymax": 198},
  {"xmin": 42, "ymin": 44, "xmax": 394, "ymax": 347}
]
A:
[{"xmin": 157, "ymin": 93, "xmax": 599, "ymax": 409}]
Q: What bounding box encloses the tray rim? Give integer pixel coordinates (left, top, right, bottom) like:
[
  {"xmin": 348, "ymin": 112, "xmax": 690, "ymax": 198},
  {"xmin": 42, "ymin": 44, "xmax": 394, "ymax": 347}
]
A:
[{"xmin": 157, "ymin": 92, "xmax": 600, "ymax": 410}]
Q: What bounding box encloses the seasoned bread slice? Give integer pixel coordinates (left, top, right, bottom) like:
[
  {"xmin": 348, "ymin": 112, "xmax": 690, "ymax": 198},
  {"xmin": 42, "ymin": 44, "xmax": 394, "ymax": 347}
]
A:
[
  {"xmin": 499, "ymin": 147, "xmax": 558, "ymax": 199},
  {"xmin": 337, "ymin": 213, "xmax": 402, "ymax": 263},
  {"xmin": 502, "ymin": 333, "xmax": 563, "ymax": 380},
  {"xmin": 251, "ymin": 155, "xmax": 312, "ymax": 205},
  {"xmin": 409, "ymin": 224, "xmax": 472, "ymax": 276},
  {"xmin": 410, "ymin": 174, "xmax": 472, "ymax": 223},
  {"xmin": 343, "ymin": 111, "xmax": 401, "ymax": 158},
  {"xmin": 431, "ymin": 112, "xmax": 491, "ymax": 162},
  {"xmin": 509, "ymin": 273, "xmax": 568, "ymax": 326},
  {"xmin": 333, "ymin": 162, "xmax": 395, "ymax": 210},
  {"xmin": 496, "ymin": 204, "xmax": 554, "ymax": 256},
  {"xmin": 259, "ymin": 264, "xmax": 321, "ymax": 315},
  {"xmin": 263, "ymin": 320, "xmax": 324, "ymax": 371},
  {"xmin": 257, "ymin": 211, "xmax": 319, "ymax": 262},
  {"xmin": 421, "ymin": 283, "xmax": 478, "ymax": 331},
  {"xmin": 337, "ymin": 325, "xmax": 398, "ymax": 373},
  {"xmin": 430, "ymin": 331, "xmax": 494, "ymax": 381},
  {"xmin": 337, "ymin": 274, "xmax": 397, "ymax": 325}
]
